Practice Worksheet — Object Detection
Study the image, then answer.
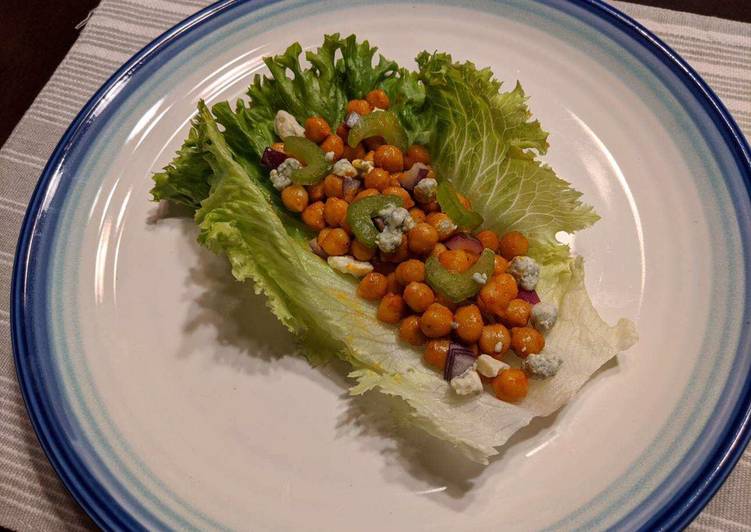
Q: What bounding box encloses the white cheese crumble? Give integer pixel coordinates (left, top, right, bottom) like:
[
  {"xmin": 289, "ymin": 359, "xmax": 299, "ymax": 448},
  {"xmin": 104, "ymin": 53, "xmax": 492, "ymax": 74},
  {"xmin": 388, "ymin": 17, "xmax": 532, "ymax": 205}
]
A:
[
  {"xmin": 508, "ymin": 255, "xmax": 540, "ymax": 291},
  {"xmin": 436, "ymin": 218, "xmax": 457, "ymax": 237},
  {"xmin": 326, "ymin": 255, "xmax": 374, "ymax": 277},
  {"xmin": 375, "ymin": 205, "xmax": 416, "ymax": 253},
  {"xmin": 476, "ymin": 354, "xmax": 510, "ymax": 378},
  {"xmin": 494, "ymin": 341, "xmax": 504, "ymax": 353},
  {"xmin": 450, "ymin": 368, "xmax": 483, "ymax": 396},
  {"xmin": 472, "ymin": 272, "xmax": 488, "ymax": 285},
  {"xmin": 352, "ymin": 159, "xmax": 374, "ymax": 177},
  {"xmin": 332, "ymin": 159, "xmax": 357, "ymax": 178},
  {"xmin": 522, "ymin": 352, "xmax": 563, "ymax": 379},
  {"xmin": 273, "ymin": 110, "xmax": 305, "ymax": 138},
  {"xmin": 531, "ymin": 302, "xmax": 558, "ymax": 333},
  {"xmin": 269, "ymin": 158, "xmax": 301, "ymax": 191},
  {"xmin": 324, "ymin": 151, "xmax": 335, "ymax": 162},
  {"xmin": 413, "ymin": 177, "xmax": 437, "ymax": 203}
]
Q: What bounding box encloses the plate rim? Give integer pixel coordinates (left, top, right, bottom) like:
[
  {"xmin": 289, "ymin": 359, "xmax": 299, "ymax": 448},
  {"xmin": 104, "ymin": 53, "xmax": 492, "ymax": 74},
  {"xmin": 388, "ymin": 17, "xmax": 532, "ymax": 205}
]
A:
[{"xmin": 10, "ymin": 0, "xmax": 751, "ymax": 530}]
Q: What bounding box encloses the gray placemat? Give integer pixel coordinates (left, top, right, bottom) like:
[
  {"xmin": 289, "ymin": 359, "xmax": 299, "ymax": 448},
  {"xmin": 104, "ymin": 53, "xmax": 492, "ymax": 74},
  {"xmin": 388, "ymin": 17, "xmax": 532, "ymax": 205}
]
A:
[{"xmin": 1, "ymin": 1, "xmax": 749, "ymax": 530}]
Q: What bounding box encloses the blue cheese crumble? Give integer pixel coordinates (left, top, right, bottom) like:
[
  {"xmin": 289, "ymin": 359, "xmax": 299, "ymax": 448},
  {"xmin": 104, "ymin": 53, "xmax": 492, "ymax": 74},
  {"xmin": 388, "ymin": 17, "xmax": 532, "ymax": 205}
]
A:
[
  {"xmin": 450, "ymin": 367, "xmax": 483, "ymax": 395},
  {"xmin": 273, "ymin": 110, "xmax": 305, "ymax": 138},
  {"xmin": 332, "ymin": 159, "xmax": 357, "ymax": 178},
  {"xmin": 476, "ymin": 354, "xmax": 509, "ymax": 378},
  {"xmin": 508, "ymin": 256, "xmax": 540, "ymax": 291},
  {"xmin": 472, "ymin": 272, "xmax": 488, "ymax": 285},
  {"xmin": 327, "ymin": 255, "xmax": 373, "ymax": 277},
  {"xmin": 413, "ymin": 177, "xmax": 437, "ymax": 203},
  {"xmin": 375, "ymin": 205, "xmax": 416, "ymax": 253},
  {"xmin": 522, "ymin": 352, "xmax": 563, "ymax": 379},
  {"xmin": 269, "ymin": 158, "xmax": 301, "ymax": 191},
  {"xmin": 531, "ymin": 302, "xmax": 558, "ymax": 333},
  {"xmin": 352, "ymin": 159, "xmax": 374, "ymax": 177}
]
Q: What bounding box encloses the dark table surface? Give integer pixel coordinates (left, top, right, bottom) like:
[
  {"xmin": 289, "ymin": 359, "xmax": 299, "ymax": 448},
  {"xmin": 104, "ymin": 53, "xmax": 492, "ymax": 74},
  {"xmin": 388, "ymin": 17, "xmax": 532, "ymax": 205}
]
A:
[{"xmin": 1, "ymin": 0, "xmax": 750, "ymax": 147}]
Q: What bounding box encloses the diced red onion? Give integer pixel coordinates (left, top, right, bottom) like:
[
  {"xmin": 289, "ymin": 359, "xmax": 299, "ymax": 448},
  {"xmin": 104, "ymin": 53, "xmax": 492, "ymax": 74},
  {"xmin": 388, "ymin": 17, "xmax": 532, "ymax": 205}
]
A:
[
  {"xmin": 400, "ymin": 163, "xmax": 430, "ymax": 191},
  {"xmin": 261, "ymin": 147, "xmax": 289, "ymax": 170},
  {"xmin": 444, "ymin": 343, "xmax": 478, "ymax": 381},
  {"xmin": 373, "ymin": 217, "xmax": 386, "ymax": 231},
  {"xmin": 343, "ymin": 177, "xmax": 361, "ymax": 197},
  {"xmin": 517, "ymin": 289, "xmax": 541, "ymax": 305},
  {"xmin": 345, "ymin": 112, "xmax": 361, "ymax": 128},
  {"xmin": 309, "ymin": 238, "xmax": 326, "ymax": 258},
  {"xmin": 445, "ymin": 234, "xmax": 484, "ymax": 255}
]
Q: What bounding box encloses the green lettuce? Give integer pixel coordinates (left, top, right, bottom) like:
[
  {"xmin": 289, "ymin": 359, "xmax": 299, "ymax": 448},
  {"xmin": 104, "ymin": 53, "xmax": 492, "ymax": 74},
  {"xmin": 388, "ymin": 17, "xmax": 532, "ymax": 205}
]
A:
[{"xmin": 152, "ymin": 35, "xmax": 636, "ymax": 463}]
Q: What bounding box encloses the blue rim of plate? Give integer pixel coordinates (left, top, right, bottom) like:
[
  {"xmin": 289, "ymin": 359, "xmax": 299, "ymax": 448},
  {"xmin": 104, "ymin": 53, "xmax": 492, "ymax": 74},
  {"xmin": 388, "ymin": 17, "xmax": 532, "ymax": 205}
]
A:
[{"xmin": 10, "ymin": 0, "xmax": 751, "ymax": 530}]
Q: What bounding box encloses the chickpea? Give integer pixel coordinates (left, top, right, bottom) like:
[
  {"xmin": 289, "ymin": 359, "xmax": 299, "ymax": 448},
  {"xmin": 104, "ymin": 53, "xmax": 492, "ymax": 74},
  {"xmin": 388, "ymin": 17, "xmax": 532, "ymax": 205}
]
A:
[
  {"xmin": 499, "ymin": 231, "xmax": 529, "ymax": 260},
  {"xmin": 364, "ymin": 168, "xmax": 390, "ymax": 191},
  {"xmin": 395, "ymin": 259, "xmax": 425, "ymax": 285},
  {"xmin": 364, "ymin": 150, "xmax": 376, "ymax": 163},
  {"xmin": 386, "ymin": 272, "xmax": 402, "ymax": 294},
  {"xmin": 380, "ymin": 235, "xmax": 409, "ymax": 263},
  {"xmin": 382, "ymin": 186, "xmax": 414, "ymax": 209},
  {"xmin": 357, "ymin": 272, "xmax": 388, "ymax": 301},
  {"xmin": 430, "ymin": 242, "xmax": 448, "ymax": 257},
  {"xmin": 475, "ymin": 230, "xmax": 499, "ymax": 253},
  {"xmin": 494, "ymin": 255, "xmax": 509, "ymax": 275},
  {"xmin": 409, "ymin": 208, "xmax": 426, "ymax": 224},
  {"xmin": 479, "ymin": 323, "xmax": 511, "ymax": 357},
  {"xmin": 377, "ymin": 293, "xmax": 404, "ymax": 324},
  {"xmin": 336, "ymin": 123, "xmax": 349, "ymax": 139},
  {"xmin": 403, "ymin": 282, "xmax": 435, "ymax": 313},
  {"xmin": 304, "ymin": 116, "xmax": 331, "ymax": 143},
  {"xmin": 347, "ymin": 99, "xmax": 371, "ymax": 116},
  {"xmin": 343, "ymin": 143, "xmax": 366, "ymax": 161},
  {"xmin": 503, "ymin": 299, "xmax": 532, "ymax": 328},
  {"xmin": 454, "ymin": 304, "xmax": 484, "ymax": 344},
  {"xmin": 320, "ymin": 134, "xmax": 344, "ymax": 159},
  {"xmin": 407, "ymin": 144, "xmax": 430, "ymax": 165},
  {"xmin": 271, "ymin": 142, "xmax": 286, "ymax": 153},
  {"xmin": 424, "ymin": 200, "xmax": 440, "ymax": 213},
  {"xmin": 281, "ymin": 184, "xmax": 309, "ymax": 213},
  {"xmin": 307, "ymin": 182, "xmax": 325, "ymax": 202},
  {"xmin": 324, "ymin": 197, "xmax": 349, "ymax": 227},
  {"xmin": 354, "ymin": 188, "xmax": 380, "ymax": 202},
  {"xmin": 510, "ymin": 327, "xmax": 545, "ymax": 357},
  {"xmin": 399, "ymin": 315, "xmax": 426, "ymax": 346},
  {"xmin": 419, "ymin": 303, "xmax": 454, "ymax": 338},
  {"xmin": 352, "ymin": 240, "xmax": 375, "ymax": 261},
  {"xmin": 492, "ymin": 368, "xmax": 528, "ymax": 402},
  {"xmin": 319, "ymin": 228, "xmax": 350, "ymax": 256},
  {"xmin": 366, "ymin": 88, "xmax": 390, "ymax": 110},
  {"xmin": 317, "ymin": 227, "xmax": 332, "ymax": 248},
  {"xmin": 423, "ymin": 339, "xmax": 450, "ymax": 371},
  {"xmin": 342, "ymin": 181, "xmax": 360, "ymax": 204},
  {"xmin": 438, "ymin": 249, "xmax": 474, "ymax": 273},
  {"xmin": 479, "ymin": 273, "xmax": 518, "ymax": 315},
  {"xmin": 323, "ymin": 174, "xmax": 344, "ymax": 198},
  {"xmin": 374, "ymin": 145, "xmax": 404, "ymax": 173},
  {"xmin": 301, "ymin": 201, "xmax": 326, "ymax": 231},
  {"xmin": 426, "ymin": 212, "xmax": 456, "ymax": 240},
  {"xmin": 435, "ymin": 292, "xmax": 458, "ymax": 312},
  {"xmin": 364, "ymin": 136, "xmax": 385, "ymax": 151}
]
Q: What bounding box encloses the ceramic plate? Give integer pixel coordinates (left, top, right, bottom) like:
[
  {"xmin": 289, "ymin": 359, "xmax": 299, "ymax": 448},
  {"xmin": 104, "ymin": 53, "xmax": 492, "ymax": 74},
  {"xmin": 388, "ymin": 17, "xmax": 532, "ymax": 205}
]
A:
[{"xmin": 12, "ymin": 0, "xmax": 751, "ymax": 530}]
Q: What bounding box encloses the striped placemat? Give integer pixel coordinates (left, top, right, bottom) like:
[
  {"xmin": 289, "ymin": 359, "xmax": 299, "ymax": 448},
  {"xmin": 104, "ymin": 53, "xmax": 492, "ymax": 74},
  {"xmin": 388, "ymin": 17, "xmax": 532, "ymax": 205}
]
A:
[{"xmin": 0, "ymin": 1, "xmax": 749, "ymax": 529}]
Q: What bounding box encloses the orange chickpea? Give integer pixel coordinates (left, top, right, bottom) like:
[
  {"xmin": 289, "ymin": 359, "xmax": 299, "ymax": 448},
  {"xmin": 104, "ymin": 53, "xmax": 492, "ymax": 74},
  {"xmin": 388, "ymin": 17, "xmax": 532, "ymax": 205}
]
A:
[
  {"xmin": 407, "ymin": 145, "xmax": 431, "ymax": 165},
  {"xmin": 493, "ymin": 255, "xmax": 509, "ymax": 275},
  {"xmin": 409, "ymin": 208, "xmax": 426, "ymax": 224},
  {"xmin": 347, "ymin": 99, "xmax": 371, "ymax": 116},
  {"xmin": 386, "ymin": 272, "xmax": 402, "ymax": 294},
  {"xmin": 438, "ymin": 249, "xmax": 474, "ymax": 273},
  {"xmin": 366, "ymin": 88, "xmax": 390, "ymax": 110},
  {"xmin": 352, "ymin": 240, "xmax": 375, "ymax": 261},
  {"xmin": 364, "ymin": 150, "xmax": 376, "ymax": 163},
  {"xmin": 364, "ymin": 136, "xmax": 385, "ymax": 151},
  {"xmin": 399, "ymin": 315, "xmax": 426, "ymax": 346},
  {"xmin": 499, "ymin": 231, "xmax": 529, "ymax": 260},
  {"xmin": 395, "ymin": 259, "xmax": 425, "ymax": 285},
  {"xmin": 343, "ymin": 143, "xmax": 366, "ymax": 161},
  {"xmin": 354, "ymin": 188, "xmax": 380, "ymax": 202},
  {"xmin": 435, "ymin": 292, "xmax": 459, "ymax": 312},
  {"xmin": 475, "ymin": 230, "xmax": 500, "ymax": 253},
  {"xmin": 454, "ymin": 304, "xmax": 484, "ymax": 344},
  {"xmin": 307, "ymin": 182, "xmax": 325, "ymax": 202},
  {"xmin": 419, "ymin": 303, "xmax": 454, "ymax": 338},
  {"xmin": 377, "ymin": 293, "xmax": 404, "ymax": 324},
  {"xmin": 301, "ymin": 201, "xmax": 326, "ymax": 231},
  {"xmin": 281, "ymin": 184, "xmax": 309, "ymax": 213},
  {"xmin": 374, "ymin": 145, "xmax": 404, "ymax": 173},
  {"xmin": 324, "ymin": 197, "xmax": 349, "ymax": 227},
  {"xmin": 323, "ymin": 174, "xmax": 344, "ymax": 198},
  {"xmin": 403, "ymin": 282, "xmax": 435, "ymax": 313},
  {"xmin": 317, "ymin": 227, "xmax": 332, "ymax": 248},
  {"xmin": 380, "ymin": 235, "xmax": 409, "ymax": 263},
  {"xmin": 493, "ymin": 368, "xmax": 528, "ymax": 402},
  {"xmin": 426, "ymin": 212, "xmax": 456, "ymax": 241},
  {"xmin": 424, "ymin": 339, "xmax": 450, "ymax": 371},
  {"xmin": 364, "ymin": 168, "xmax": 390, "ymax": 191},
  {"xmin": 406, "ymin": 223, "xmax": 438, "ymax": 255},
  {"xmin": 319, "ymin": 227, "xmax": 350, "ymax": 256},
  {"xmin": 479, "ymin": 273, "xmax": 518, "ymax": 315},
  {"xmin": 503, "ymin": 299, "xmax": 532, "ymax": 328},
  {"xmin": 271, "ymin": 142, "xmax": 287, "ymax": 154},
  {"xmin": 320, "ymin": 134, "xmax": 344, "ymax": 159},
  {"xmin": 510, "ymin": 327, "xmax": 545, "ymax": 357},
  {"xmin": 336, "ymin": 123, "xmax": 349, "ymax": 139},
  {"xmin": 424, "ymin": 200, "xmax": 440, "ymax": 213},
  {"xmin": 382, "ymin": 186, "xmax": 414, "ymax": 209},
  {"xmin": 431, "ymin": 242, "xmax": 447, "ymax": 257},
  {"xmin": 479, "ymin": 323, "xmax": 511, "ymax": 357},
  {"xmin": 357, "ymin": 272, "xmax": 388, "ymax": 301},
  {"xmin": 304, "ymin": 116, "xmax": 331, "ymax": 143}
]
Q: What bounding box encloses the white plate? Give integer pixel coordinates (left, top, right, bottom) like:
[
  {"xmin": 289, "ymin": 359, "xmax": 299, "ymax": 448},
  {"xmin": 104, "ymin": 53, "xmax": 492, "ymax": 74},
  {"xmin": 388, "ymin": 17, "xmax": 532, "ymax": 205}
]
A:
[{"xmin": 12, "ymin": 1, "xmax": 751, "ymax": 530}]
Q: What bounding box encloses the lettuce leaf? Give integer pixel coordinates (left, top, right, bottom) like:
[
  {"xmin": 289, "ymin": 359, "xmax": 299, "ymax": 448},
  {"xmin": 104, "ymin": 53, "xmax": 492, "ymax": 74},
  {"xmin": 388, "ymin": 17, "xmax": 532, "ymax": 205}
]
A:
[{"xmin": 152, "ymin": 36, "xmax": 636, "ymax": 463}]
